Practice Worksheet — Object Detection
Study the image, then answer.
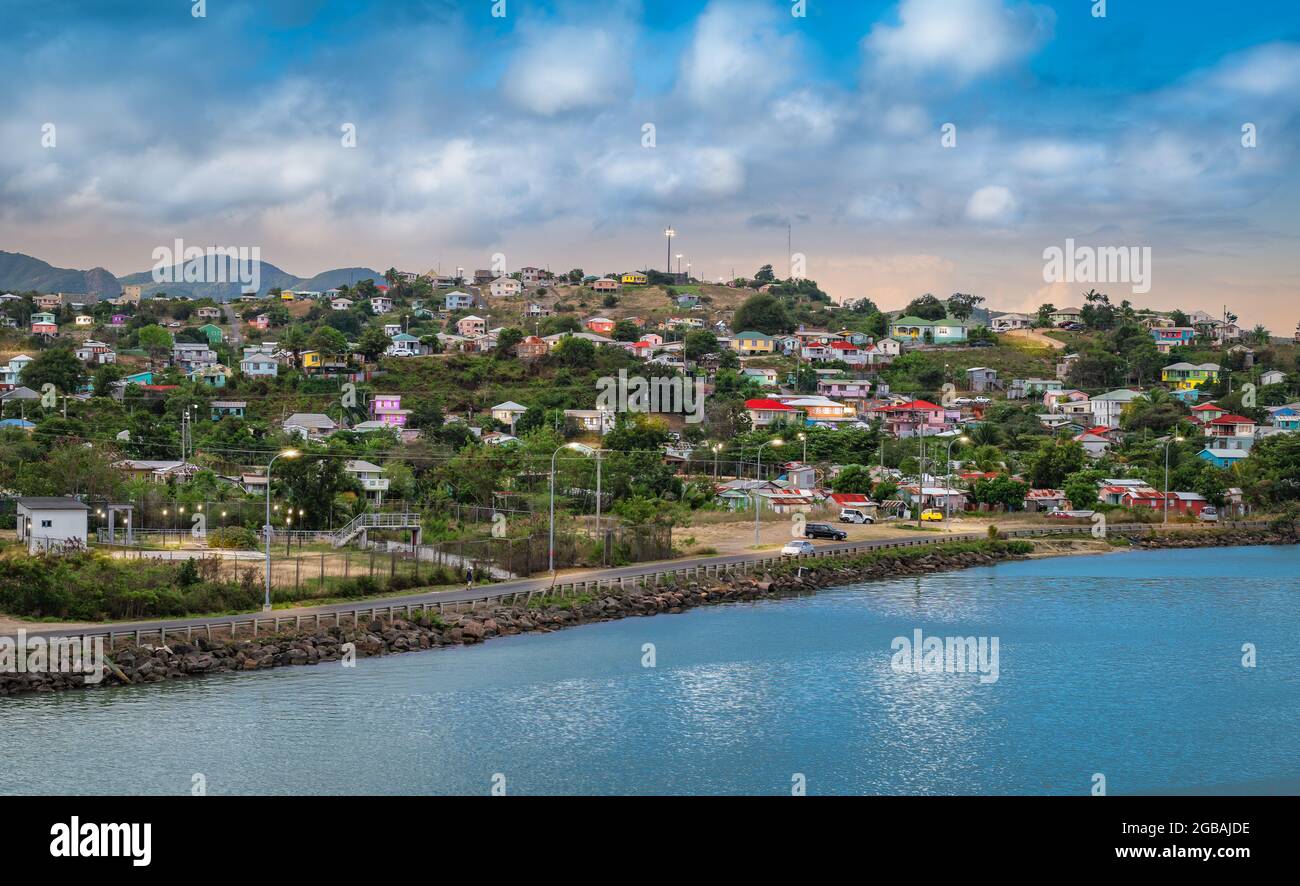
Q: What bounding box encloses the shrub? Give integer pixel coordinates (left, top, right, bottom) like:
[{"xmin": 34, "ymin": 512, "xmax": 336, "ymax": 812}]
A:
[{"xmin": 208, "ymin": 526, "xmax": 260, "ymax": 550}]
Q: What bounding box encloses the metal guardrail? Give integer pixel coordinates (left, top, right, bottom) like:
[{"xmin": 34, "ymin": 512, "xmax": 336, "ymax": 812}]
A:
[
  {"xmin": 19, "ymin": 520, "xmax": 1274, "ymax": 649},
  {"xmin": 331, "ymin": 512, "xmax": 422, "ymax": 547}
]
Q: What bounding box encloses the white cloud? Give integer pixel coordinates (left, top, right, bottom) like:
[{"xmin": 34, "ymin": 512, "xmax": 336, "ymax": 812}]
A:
[
  {"xmin": 501, "ymin": 26, "xmax": 631, "ymax": 116},
  {"xmin": 965, "ymin": 185, "xmax": 1018, "ymax": 223},
  {"xmin": 865, "ymin": 0, "xmax": 1053, "ymax": 81},
  {"xmin": 678, "ymin": 1, "xmax": 799, "ymax": 108}
]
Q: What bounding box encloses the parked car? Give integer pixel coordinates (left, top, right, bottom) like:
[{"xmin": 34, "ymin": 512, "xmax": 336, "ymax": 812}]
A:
[
  {"xmin": 1198, "ymin": 506, "xmax": 1219, "ymax": 522},
  {"xmin": 920, "ymin": 508, "xmax": 945, "ymax": 522},
  {"xmin": 839, "ymin": 508, "xmax": 875, "ymax": 524},
  {"xmin": 968, "ymin": 340, "xmax": 994, "ymax": 348},
  {"xmin": 781, "ymin": 539, "xmax": 816, "ymax": 556},
  {"xmin": 804, "ymin": 523, "xmax": 847, "ymax": 541}
]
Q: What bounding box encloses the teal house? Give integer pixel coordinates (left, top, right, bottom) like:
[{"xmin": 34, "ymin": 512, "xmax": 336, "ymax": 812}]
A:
[{"xmin": 888, "ymin": 316, "xmax": 970, "ymax": 345}]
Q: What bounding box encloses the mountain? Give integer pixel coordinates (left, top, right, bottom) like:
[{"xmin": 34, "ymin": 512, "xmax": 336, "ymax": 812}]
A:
[
  {"xmin": 116, "ymin": 261, "xmax": 384, "ymax": 301},
  {"xmin": 0, "ymin": 251, "xmax": 122, "ymax": 298}
]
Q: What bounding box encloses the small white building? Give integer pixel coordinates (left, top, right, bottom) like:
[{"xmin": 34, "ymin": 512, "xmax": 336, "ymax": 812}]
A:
[{"xmin": 16, "ymin": 496, "xmax": 90, "ymax": 553}]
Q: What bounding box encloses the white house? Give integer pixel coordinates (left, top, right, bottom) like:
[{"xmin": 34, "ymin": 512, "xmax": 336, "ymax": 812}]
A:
[
  {"xmin": 489, "ymin": 277, "xmax": 523, "ymax": 298},
  {"xmin": 1089, "ymin": 389, "xmax": 1145, "ymax": 428},
  {"xmin": 344, "ymin": 459, "xmax": 389, "ymax": 504},
  {"xmin": 1260, "ymin": 369, "xmax": 1287, "ymax": 387},
  {"xmin": 491, "ymin": 400, "xmax": 528, "ymax": 429},
  {"xmin": 284, "ymin": 413, "xmax": 337, "ymax": 439},
  {"xmin": 16, "ymin": 496, "xmax": 90, "ymax": 553},
  {"xmin": 330, "ymin": 297, "xmax": 354, "ymax": 311},
  {"xmin": 991, "ymin": 312, "xmax": 1034, "ymax": 332},
  {"xmin": 369, "ymin": 296, "xmax": 393, "ymax": 314}
]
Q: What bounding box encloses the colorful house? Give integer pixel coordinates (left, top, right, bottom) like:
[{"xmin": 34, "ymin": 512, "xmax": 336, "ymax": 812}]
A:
[
  {"xmin": 620, "ymin": 273, "xmax": 648, "ymax": 285},
  {"xmin": 731, "ymin": 331, "xmax": 776, "ymax": 355},
  {"xmin": 370, "ymin": 393, "xmax": 410, "ymax": 427},
  {"xmin": 888, "ymin": 316, "xmax": 969, "ymax": 345},
  {"xmin": 1198, "ymin": 448, "xmax": 1249, "ymax": 469},
  {"xmin": 1161, "ymin": 362, "xmax": 1220, "ymax": 390},
  {"xmin": 1190, "ymin": 402, "xmax": 1228, "ymax": 425},
  {"xmin": 877, "ymin": 399, "xmax": 950, "ymax": 438},
  {"xmin": 1150, "ymin": 327, "xmax": 1197, "ymax": 352},
  {"xmin": 198, "ymin": 323, "xmax": 223, "ymax": 345},
  {"xmin": 745, "ymin": 398, "xmax": 803, "ymax": 428},
  {"xmin": 1270, "ymin": 408, "xmax": 1300, "ymax": 431},
  {"xmin": 31, "ymin": 312, "xmax": 58, "ymax": 336},
  {"xmin": 301, "ymin": 350, "xmax": 324, "ymax": 372},
  {"xmin": 210, "ymin": 400, "xmax": 247, "ymax": 420},
  {"xmin": 586, "ymin": 317, "xmax": 616, "ymax": 336}
]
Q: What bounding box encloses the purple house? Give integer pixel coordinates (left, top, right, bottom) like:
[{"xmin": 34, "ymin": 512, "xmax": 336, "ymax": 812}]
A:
[
  {"xmin": 110, "ymin": 314, "xmax": 127, "ymax": 327},
  {"xmin": 370, "ymin": 393, "xmax": 410, "ymax": 427}
]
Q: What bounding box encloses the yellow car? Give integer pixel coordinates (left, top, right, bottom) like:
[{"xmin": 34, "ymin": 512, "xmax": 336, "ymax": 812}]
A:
[{"xmin": 920, "ymin": 509, "xmax": 945, "ymax": 522}]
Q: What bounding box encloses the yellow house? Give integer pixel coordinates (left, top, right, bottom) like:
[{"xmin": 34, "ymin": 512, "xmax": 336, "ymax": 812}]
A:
[
  {"xmin": 301, "ymin": 350, "xmax": 323, "ymax": 371},
  {"xmin": 730, "ymin": 331, "xmax": 776, "ymax": 355},
  {"xmin": 1161, "ymin": 361, "xmax": 1220, "ymax": 390},
  {"xmin": 280, "ymin": 290, "xmax": 295, "ymax": 301},
  {"xmin": 620, "ymin": 273, "xmax": 648, "ymax": 285}
]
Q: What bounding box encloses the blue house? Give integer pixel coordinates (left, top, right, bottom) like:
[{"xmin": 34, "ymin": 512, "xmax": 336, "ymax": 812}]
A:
[
  {"xmin": 444, "ymin": 291, "xmax": 475, "ymax": 311},
  {"xmin": 1198, "ymin": 447, "xmax": 1249, "ymax": 469},
  {"xmin": 1271, "ymin": 407, "xmax": 1300, "ymax": 431}
]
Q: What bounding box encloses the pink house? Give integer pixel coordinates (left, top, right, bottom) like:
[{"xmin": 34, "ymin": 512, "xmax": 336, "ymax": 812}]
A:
[
  {"xmin": 878, "ymin": 400, "xmax": 949, "ymax": 438},
  {"xmin": 370, "ymin": 393, "xmax": 410, "ymax": 427},
  {"xmin": 251, "ymin": 314, "xmax": 270, "ymax": 330}
]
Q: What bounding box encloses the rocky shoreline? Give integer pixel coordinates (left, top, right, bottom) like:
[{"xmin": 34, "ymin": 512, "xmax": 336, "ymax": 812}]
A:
[{"xmin": 1, "ymin": 529, "xmax": 1293, "ymax": 697}]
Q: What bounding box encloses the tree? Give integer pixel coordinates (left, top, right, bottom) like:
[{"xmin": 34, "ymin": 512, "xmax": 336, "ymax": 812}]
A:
[
  {"xmin": 552, "ymin": 335, "xmax": 596, "ymax": 368},
  {"xmin": 356, "ymin": 327, "xmax": 391, "ymax": 362},
  {"xmin": 494, "ymin": 327, "xmax": 525, "ymax": 356},
  {"xmin": 1026, "ymin": 440, "xmax": 1085, "ymax": 489},
  {"xmin": 753, "ymin": 264, "xmax": 776, "ymax": 283},
  {"xmin": 946, "ymin": 293, "xmax": 985, "ymax": 321},
  {"xmin": 830, "ymin": 464, "xmax": 874, "ymax": 494},
  {"xmin": 137, "ymin": 324, "xmax": 173, "ymax": 366},
  {"xmin": 307, "ymin": 325, "xmax": 348, "ymax": 358},
  {"xmin": 902, "ymin": 294, "xmax": 948, "ymax": 321},
  {"xmin": 732, "ymin": 293, "xmax": 794, "ymax": 334},
  {"xmin": 1035, "ymin": 303, "xmax": 1056, "ymax": 327},
  {"xmin": 683, "ymin": 329, "xmax": 719, "ymax": 361},
  {"xmin": 612, "ymin": 320, "xmax": 640, "ymax": 342},
  {"xmin": 21, "ymin": 346, "xmax": 83, "ymax": 395},
  {"xmin": 1063, "ymin": 474, "xmax": 1099, "ymax": 510},
  {"xmin": 971, "ymin": 475, "xmax": 1029, "ymax": 510}
]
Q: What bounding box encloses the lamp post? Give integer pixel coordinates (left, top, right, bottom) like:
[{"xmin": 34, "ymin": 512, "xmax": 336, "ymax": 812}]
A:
[
  {"xmin": 798, "ymin": 432, "xmax": 807, "ymax": 464},
  {"xmin": 664, "ymin": 226, "xmax": 675, "ymax": 274},
  {"xmin": 549, "ymin": 443, "xmax": 586, "ymax": 573},
  {"xmin": 1163, "ymin": 435, "xmax": 1183, "ymax": 524},
  {"xmin": 264, "ymin": 449, "xmax": 300, "ymax": 611},
  {"xmin": 945, "ymin": 434, "xmax": 971, "ymax": 522},
  {"xmin": 712, "ymin": 442, "xmax": 723, "ymax": 478},
  {"xmin": 754, "ymin": 438, "xmax": 784, "ymax": 547}
]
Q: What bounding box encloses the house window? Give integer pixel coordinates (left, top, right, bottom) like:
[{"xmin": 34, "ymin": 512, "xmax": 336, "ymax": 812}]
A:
[{"xmin": 40, "ymin": 519, "xmax": 53, "ymax": 528}]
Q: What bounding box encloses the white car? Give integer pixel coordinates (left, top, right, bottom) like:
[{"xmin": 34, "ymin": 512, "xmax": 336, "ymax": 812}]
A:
[
  {"xmin": 839, "ymin": 507, "xmax": 875, "ymax": 524},
  {"xmin": 781, "ymin": 539, "xmax": 816, "ymax": 556}
]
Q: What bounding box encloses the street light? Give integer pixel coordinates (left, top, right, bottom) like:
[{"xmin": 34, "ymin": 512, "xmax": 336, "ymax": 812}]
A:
[
  {"xmin": 664, "ymin": 226, "xmax": 676, "ymax": 274},
  {"xmin": 549, "ymin": 443, "xmax": 587, "ymax": 573},
  {"xmin": 1163, "ymin": 435, "xmax": 1184, "ymax": 524},
  {"xmin": 712, "ymin": 442, "xmax": 723, "ymax": 478},
  {"xmin": 754, "ymin": 438, "xmax": 784, "ymax": 547},
  {"xmin": 945, "ymin": 435, "xmax": 971, "ymax": 522},
  {"xmin": 798, "ymin": 432, "xmax": 807, "ymax": 464},
  {"xmin": 264, "ymin": 448, "xmax": 300, "ymax": 611}
]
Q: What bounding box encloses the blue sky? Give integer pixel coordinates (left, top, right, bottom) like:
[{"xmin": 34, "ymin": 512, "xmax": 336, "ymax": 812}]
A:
[{"xmin": 2, "ymin": 0, "xmax": 1297, "ymax": 328}]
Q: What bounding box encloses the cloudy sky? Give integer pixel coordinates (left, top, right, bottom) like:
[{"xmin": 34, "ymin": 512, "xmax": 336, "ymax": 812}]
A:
[{"xmin": 2, "ymin": 0, "xmax": 1297, "ymax": 329}]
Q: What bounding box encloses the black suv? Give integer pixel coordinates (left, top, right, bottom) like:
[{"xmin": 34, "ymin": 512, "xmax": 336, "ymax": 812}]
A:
[{"xmin": 804, "ymin": 523, "xmax": 847, "ymax": 541}]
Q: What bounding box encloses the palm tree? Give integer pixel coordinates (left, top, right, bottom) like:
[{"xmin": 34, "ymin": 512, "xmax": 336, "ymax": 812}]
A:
[{"xmin": 1252, "ymin": 324, "xmax": 1271, "ymax": 346}]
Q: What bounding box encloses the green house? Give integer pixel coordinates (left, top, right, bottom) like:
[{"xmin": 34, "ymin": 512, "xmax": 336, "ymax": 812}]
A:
[
  {"xmin": 889, "ymin": 315, "xmax": 970, "ymax": 345},
  {"xmin": 198, "ymin": 323, "xmax": 223, "ymax": 345}
]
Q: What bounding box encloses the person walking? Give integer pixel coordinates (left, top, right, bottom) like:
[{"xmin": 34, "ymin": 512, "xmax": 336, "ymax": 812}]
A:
[{"xmin": 465, "ymin": 564, "xmax": 474, "ymax": 590}]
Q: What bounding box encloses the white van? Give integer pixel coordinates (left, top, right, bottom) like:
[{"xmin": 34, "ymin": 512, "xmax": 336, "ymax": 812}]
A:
[
  {"xmin": 839, "ymin": 508, "xmax": 875, "ymax": 524},
  {"xmin": 1198, "ymin": 506, "xmax": 1219, "ymax": 522}
]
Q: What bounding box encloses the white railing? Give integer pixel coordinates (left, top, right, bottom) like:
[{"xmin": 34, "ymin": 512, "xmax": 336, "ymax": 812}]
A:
[{"xmin": 331, "ymin": 512, "xmax": 421, "ymax": 547}]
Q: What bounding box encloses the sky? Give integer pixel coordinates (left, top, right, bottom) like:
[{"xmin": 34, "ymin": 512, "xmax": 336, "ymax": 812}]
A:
[{"xmin": 1, "ymin": 0, "xmax": 1297, "ymax": 330}]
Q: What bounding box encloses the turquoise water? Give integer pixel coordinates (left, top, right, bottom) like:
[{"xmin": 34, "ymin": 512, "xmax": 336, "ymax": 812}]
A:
[{"xmin": 2, "ymin": 546, "xmax": 1297, "ymax": 795}]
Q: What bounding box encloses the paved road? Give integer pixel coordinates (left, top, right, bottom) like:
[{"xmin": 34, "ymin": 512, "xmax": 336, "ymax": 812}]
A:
[
  {"xmin": 222, "ymin": 302, "xmax": 243, "ymax": 348},
  {"xmin": 6, "ymin": 531, "xmax": 985, "ymax": 641},
  {"xmin": 5, "ymin": 522, "xmax": 1238, "ymax": 641}
]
